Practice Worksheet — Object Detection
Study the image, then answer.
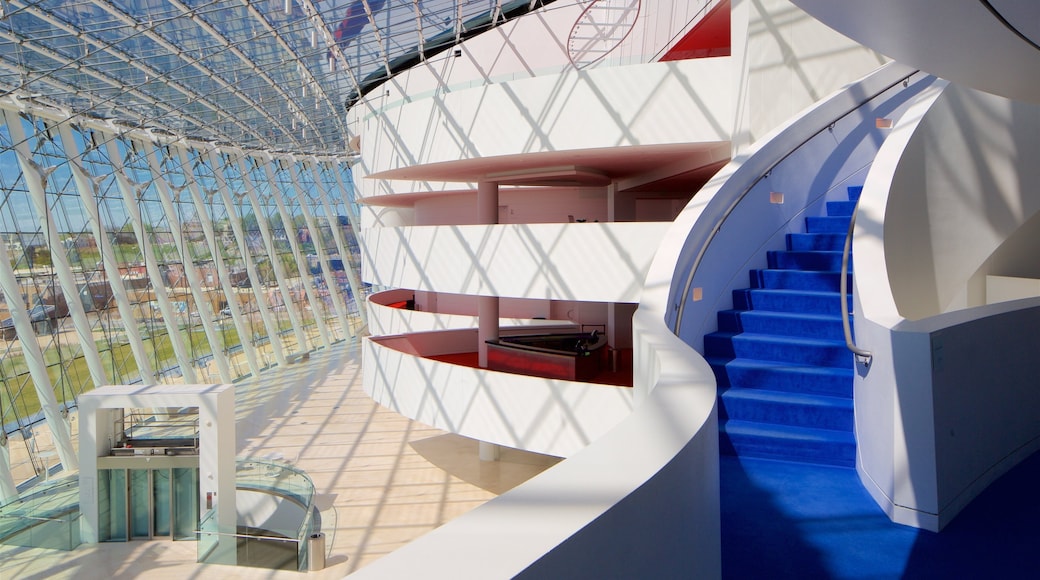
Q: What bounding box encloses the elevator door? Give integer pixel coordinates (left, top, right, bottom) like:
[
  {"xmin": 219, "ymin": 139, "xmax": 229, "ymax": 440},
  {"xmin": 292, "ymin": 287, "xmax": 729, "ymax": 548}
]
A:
[
  {"xmin": 129, "ymin": 468, "xmax": 172, "ymax": 539},
  {"xmin": 100, "ymin": 467, "xmax": 198, "ymax": 542}
]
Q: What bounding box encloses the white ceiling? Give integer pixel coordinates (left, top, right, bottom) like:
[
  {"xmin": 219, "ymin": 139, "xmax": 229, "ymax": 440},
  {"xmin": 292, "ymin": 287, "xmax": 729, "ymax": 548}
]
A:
[{"xmin": 792, "ymin": 0, "xmax": 1040, "ymax": 103}]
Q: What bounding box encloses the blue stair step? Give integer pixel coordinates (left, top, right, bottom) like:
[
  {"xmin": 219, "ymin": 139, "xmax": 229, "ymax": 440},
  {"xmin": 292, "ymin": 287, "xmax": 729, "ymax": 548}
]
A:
[
  {"xmin": 733, "ymin": 288, "xmax": 852, "ymax": 315},
  {"xmin": 717, "ymin": 310, "xmax": 845, "ymax": 340},
  {"xmin": 805, "ymin": 215, "xmax": 851, "ymax": 233},
  {"xmin": 704, "ymin": 332, "xmax": 853, "ymax": 368},
  {"xmin": 719, "ymin": 388, "xmax": 854, "ymax": 431},
  {"xmin": 751, "ymin": 269, "xmax": 849, "ymax": 292},
  {"xmin": 708, "ymin": 187, "xmax": 862, "ymax": 468},
  {"xmin": 720, "ymin": 419, "xmax": 857, "ymax": 467},
  {"xmin": 768, "ymin": 250, "xmax": 847, "ymax": 271},
  {"xmin": 786, "ymin": 232, "xmax": 846, "ymax": 252},
  {"xmin": 826, "ymin": 200, "xmax": 857, "ymax": 217},
  {"xmin": 708, "ymin": 357, "xmax": 853, "ymax": 398},
  {"xmin": 847, "ymin": 185, "xmax": 862, "ymax": 201}
]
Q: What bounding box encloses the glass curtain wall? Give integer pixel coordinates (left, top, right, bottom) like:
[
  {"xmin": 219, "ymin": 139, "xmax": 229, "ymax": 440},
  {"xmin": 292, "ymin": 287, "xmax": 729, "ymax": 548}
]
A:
[{"xmin": 0, "ymin": 106, "xmax": 364, "ymax": 498}]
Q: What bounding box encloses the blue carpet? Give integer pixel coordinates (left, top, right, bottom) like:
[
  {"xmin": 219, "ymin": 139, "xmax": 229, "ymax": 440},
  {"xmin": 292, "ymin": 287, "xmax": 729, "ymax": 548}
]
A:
[
  {"xmin": 707, "ymin": 187, "xmax": 859, "ymax": 467},
  {"xmin": 720, "ymin": 453, "xmax": 1040, "ymax": 578}
]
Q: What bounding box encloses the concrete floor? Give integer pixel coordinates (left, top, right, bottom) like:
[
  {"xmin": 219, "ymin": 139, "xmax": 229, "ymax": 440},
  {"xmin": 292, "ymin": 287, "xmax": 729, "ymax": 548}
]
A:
[{"xmin": 0, "ymin": 342, "xmax": 561, "ymax": 579}]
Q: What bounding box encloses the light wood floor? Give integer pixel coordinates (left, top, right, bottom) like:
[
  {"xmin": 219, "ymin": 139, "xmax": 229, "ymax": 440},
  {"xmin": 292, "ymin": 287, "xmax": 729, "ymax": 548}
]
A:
[{"xmin": 0, "ymin": 342, "xmax": 561, "ymax": 579}]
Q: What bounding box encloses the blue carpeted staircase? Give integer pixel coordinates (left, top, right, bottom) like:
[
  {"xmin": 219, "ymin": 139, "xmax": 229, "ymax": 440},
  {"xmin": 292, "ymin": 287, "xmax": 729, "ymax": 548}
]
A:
[{"xmin": 705, "ymin": 186, "xmax": 861, "ymax": 467}]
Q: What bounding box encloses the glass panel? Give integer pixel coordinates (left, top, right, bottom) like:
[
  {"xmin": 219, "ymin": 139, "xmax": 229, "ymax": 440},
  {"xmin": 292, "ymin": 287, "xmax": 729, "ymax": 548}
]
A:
[
  {"xmin": 129, "ymin": 468, "xmax": 150, "ymax": 539},
  {"xmin": 173, "ymin": 467, "xmax": 199, "ymax": 541},
  {"xmin": 153, "ymin": 468, "xmax": 171, "ymax": 537},
  {"xmin": 100, "ymin": 469, "xmax": 128, "ymax": 542},
  {"xmin": 0, "ymin": 476, "xmax": 80, "ymax": 550}
]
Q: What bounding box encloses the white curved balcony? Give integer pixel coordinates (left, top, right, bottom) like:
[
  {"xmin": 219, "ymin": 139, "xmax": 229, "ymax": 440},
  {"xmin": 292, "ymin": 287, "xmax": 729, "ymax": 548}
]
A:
[
  {"xmin": 353, "ymin": 187, "xmax": 722, "ymax": 579},
  {"xmin": 363, "ymin": 328, "xmax": 634, "ymax": 458},
  {"xmin": 367, "ymin": 288, "xmax": 577, "ymax": 337},
  {"xmin": 351, "ymin": 56, "xmax": 734, "ymax": 200},
  {"xmin": 361, "ymin": 222, "xmax": 669, "ymax": 302}
]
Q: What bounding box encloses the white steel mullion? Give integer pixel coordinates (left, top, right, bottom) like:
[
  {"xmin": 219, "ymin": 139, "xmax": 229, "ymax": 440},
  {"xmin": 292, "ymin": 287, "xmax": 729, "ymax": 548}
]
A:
[
  {"xmin": 0, "ymin": 118, "xmax": 77, "ymax": 473},
  {"xmin": 288, "ymin": 160, "xmax": 352, "ymax": 341},
  {"xmin": 175, "ymin": 147, "xmax": 262, "ymax": 379},
  {"xmin": 206, "ymin": 148, "xmax": 287, "ymax": 367},
  {"xmin": 67, "ymin": 160, "xmax": 157, "ymax": 385},
  {"xmin": 4, "ymin": 117, "xmax": 110, "ymax": 391},
  {"xmin": 311, "ymin": 159, "xmax": 367, "ymax": 330},
  {"xmin": 58, "ymin": 125, "xmax": 156, "ymax": 386},
  {"xmin": 145, "ymin": 146, "xmax": 234, "ymax": 384},
  {"xmin": 235, "ymin": 155, "xmax": 309, "ymax": 354},
  {"xmin": 330, "ymin": 160, "xmax": 368, "ymax": 326},
  {"xmin": 0, "ymin": 432, "xmax": 15, "ymax": 505},
  {"xmin": 262, "ymin": 154, "xmax": 331, "ymax": 349},
  {"xmin": 103, "ymin": 138, "xmax": 198, "ymax": 383}
]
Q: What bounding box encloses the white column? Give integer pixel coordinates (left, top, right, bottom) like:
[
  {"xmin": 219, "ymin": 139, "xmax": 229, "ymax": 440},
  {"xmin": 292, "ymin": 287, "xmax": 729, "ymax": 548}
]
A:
[
  {"xmin": 144, "ymin": 147, "xmax": 233, "ymax": 383},
  {"xmin": 103, "ymin": 138, "xmax": 198, "ymax": 383},
  {"xmin": 236, "ymin": 155, "xmax": 309, "ymax": 353},
  {"xmin": 5, "ymin": 115, "xmax": 109, "ymax": 391},
  {"xmin": 478, "ymin": 296, "xmax": 500, "ymax": 369},
  {"xmin": 59, "ymin": 123, "xmax": 157, "ymax": 385},
  {"xmin": 263, "ymin": 154, "xmax": 332, "ymax": 350},
  {"xmin": 310, "ymin": 159, "xmax": 367, "ymax": 330},
  {"xmin": 0, "ymin": 223, "xmax": 78, "ymax": 472},
  {"xmin": 66, "ymin": 160, "xmax": 157, "ymax": 385},
  {"xmin": 606, "ymin": 181, "xmax": 636, "ymax": 222},
  {"xmin": 330, "ymin": 160, "xmax": 369, "ymax": 326},
  {"xmin": 0, "ymin": 112, "xmax": 76, "ymax": 473},
  {"xmin": 289, "ymin": 161, "xmax": 353, "ymax": 341},
  {"xmin": 201, "ymin": 386, "xmax": 237, "ymax": 564},
  {"xmin": 175, "ymin": 147, "xmax": 263, "ymax": 379},
  {"xmin": 478, "ymin": 440, "xmax": 501, "ymax": 462},
  {"xmin": 0, "ymin": 432, "xmax": 17, "ymax": 505},
  {"xmin": 477, "ymin": 181, "xmax": 498, "ymax": 224},
  {"xmin": 206, "ymin": 148, "xmax": 287, "ymax": 368},
  {"xmin": 476, "ymin": 182, "xmax": 500, "ymax": 368}
]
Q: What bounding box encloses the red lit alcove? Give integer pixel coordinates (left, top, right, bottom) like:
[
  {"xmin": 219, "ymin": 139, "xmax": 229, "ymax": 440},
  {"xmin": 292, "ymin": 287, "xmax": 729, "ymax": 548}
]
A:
[{"xmin": 660, "ymin": 0, "xmax": 731, "ymax": 61}]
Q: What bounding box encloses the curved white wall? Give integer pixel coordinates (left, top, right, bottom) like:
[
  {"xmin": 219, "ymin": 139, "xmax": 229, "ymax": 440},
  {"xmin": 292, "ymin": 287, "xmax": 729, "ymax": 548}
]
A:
[
  {"xmin": 363, "ymin": 330, "xmax": 633, "ymax": 458},
  {"xmin": 352, "ymin": 202, "xmax": 721, "ymax": 579},
  {"xmin": 355, "ymin": 0, "xmax": 727, "ymax": 127},
  {"xmin": 881, "ymin": 86, "xmax": 1040, "ymax": 318},
  {"xmin": 361, "ymin": 222, "xmax": 669, "ymax": 303},
  {"xmin": 353, "ymin": 57, "xmax": 734, "ymax": 200},
  {"xmin": 854, "ymin": 82, "xmax": 1040, "ymax": 531},
  {"xmin": 731, "ymin": 0, "xmax": 889, "ymax": 151},
  {"xmin": 236, "ymin": 488, "xmax": 307, "ymax": 539},
  {"xmin": 368, "ymin": 289, "xmax": 575, "ymax": 337}
]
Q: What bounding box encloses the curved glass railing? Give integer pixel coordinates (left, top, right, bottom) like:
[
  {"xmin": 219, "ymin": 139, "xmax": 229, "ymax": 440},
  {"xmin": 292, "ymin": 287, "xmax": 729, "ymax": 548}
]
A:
[
  {"xmin": 0, "ymin": 476, "xmax": 80, "ymax": 551},
  {"xmin": 197, "ymin": 458, "xmax": 323, "ymax": 572}
]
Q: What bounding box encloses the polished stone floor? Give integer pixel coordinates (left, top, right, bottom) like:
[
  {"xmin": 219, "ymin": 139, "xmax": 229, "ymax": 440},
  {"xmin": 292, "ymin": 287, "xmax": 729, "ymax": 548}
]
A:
[{"xmin": 0, "ymin": 342, "xmax": 560, "ymax": 579}]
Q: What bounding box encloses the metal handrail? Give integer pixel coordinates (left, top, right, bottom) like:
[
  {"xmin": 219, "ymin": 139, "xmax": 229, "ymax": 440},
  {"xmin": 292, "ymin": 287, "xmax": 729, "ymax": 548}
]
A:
[
  {"xmin": 673, "ymin": 65, "xmax": 918, "ymax": 336},
  {"xmin": 840, "ymin": 203, "xmax": 872, "ymax": 365}
]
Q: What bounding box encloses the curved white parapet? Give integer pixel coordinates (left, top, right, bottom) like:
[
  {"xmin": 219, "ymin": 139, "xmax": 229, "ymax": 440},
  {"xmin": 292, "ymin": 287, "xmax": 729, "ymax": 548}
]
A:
[
  {"xmin": 361, "ymin": 222, "xmax": 670, "ymax": 302},
  {"xmin": 351, "ymin": 56, "xmax": 733, "ymax": 200},
  {"xmin": 791, "ymin": 0, "xmax": 1040, "ymax": 104},
  {"xmin": 367, "ymin": 288, "xmax": 577, "ymax": 337},
  {"xmin": 853, "ymin": 81, "xmax": 1040, "ymax": 531},
  {"xmin": 354, "ymin": 312, "xmax": 720, "ymax": 580},
  {"xmin": 363, "ymin": 329, "xmax": 634, "ymax": 458}
]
